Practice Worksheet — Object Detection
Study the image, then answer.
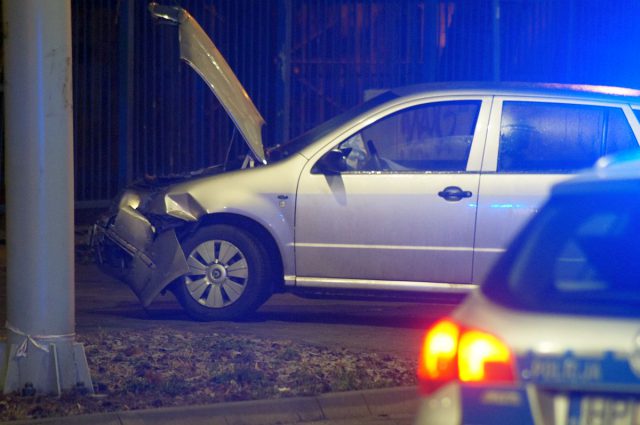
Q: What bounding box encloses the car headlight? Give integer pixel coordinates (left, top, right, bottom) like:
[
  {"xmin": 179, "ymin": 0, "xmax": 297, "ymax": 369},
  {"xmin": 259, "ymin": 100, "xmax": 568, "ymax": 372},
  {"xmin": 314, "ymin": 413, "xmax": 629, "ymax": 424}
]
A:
[{"xmin": 118, "ymin": 191, "xmax": 142, "ymax": 210}]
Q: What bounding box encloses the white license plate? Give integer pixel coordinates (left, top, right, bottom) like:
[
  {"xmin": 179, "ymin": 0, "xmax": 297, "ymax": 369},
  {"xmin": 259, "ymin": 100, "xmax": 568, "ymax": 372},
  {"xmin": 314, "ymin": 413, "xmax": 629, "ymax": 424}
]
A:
[{"xmin": 569, "ymin": 396, "xmax": 640, "ymax": 425}]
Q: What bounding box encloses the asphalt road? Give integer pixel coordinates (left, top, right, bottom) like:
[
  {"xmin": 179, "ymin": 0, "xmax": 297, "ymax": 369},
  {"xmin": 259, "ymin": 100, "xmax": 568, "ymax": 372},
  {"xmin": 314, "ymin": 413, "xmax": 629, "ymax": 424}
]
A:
[
  {"xmin": 70, "ymin": 263, "xmax": 458, "ymax": 359},
  {"xmin": 0, "ymin": 217, "xmax": 459, "ymax": 356}
]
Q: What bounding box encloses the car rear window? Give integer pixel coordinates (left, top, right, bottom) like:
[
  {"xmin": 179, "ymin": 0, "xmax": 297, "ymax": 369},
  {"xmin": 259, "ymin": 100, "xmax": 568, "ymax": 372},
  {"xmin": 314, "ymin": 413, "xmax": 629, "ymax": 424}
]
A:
[{"xmin": 483, "ymin": 183, "xmax": 640, "ymax": 316}]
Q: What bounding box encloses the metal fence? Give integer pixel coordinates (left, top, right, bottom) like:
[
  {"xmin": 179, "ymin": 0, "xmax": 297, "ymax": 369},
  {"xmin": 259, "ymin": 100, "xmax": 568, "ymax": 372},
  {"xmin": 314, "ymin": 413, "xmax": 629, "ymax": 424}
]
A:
[
  {"xmin": 71, "ymin": 0, "xmax": 279, "ymax": 206},
  {"xmin": 53, "ymin": 0, "xmax": 640, "ymax": 205}
]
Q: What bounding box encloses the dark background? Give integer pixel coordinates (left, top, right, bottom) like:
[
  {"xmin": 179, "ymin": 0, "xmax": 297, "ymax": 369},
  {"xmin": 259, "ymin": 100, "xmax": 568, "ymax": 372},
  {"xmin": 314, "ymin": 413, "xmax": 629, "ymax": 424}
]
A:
[{"xmin": 10, "ymin": 0, "xmax": 640, "ymax": 207}]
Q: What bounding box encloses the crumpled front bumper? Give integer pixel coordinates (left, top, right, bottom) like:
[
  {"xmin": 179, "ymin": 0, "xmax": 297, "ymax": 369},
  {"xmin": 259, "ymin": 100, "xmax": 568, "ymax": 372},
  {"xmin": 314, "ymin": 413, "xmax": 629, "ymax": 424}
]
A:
[{"xmin": 91, "ymin": 205, "xmax": 190, "ymax": 307}]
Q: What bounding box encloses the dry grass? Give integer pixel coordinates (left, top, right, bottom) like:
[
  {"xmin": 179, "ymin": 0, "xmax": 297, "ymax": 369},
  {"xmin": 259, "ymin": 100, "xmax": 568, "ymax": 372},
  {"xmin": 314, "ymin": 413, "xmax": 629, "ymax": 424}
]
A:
[{"xmin": 0, "ymin": 327, "xmax": 417, "ymax": 422}]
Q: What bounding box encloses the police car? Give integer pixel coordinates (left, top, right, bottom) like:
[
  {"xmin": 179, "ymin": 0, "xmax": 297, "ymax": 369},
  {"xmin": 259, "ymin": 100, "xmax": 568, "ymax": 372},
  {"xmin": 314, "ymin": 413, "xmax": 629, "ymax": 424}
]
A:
[{"xmin": 415, "ymin": 151, "xmax": 640, "ymax": 425}]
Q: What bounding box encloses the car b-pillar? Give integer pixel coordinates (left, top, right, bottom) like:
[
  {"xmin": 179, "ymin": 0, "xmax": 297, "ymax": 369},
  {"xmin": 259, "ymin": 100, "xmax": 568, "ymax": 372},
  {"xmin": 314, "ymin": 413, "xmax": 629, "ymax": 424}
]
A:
[{"xmin": 0, "ymin": 0, "xmax": 93, "ymax": 395}]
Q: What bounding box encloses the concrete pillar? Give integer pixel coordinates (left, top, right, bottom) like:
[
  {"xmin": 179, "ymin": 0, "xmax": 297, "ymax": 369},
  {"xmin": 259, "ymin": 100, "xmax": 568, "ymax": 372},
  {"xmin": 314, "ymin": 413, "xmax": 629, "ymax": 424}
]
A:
[{"xmin": 0, "ymin": 0, "xmax": 92, "ymax": 395}]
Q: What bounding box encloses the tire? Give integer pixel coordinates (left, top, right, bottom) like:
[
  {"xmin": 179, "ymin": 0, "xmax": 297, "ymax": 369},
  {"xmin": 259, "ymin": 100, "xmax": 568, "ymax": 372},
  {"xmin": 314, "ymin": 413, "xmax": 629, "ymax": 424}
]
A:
[{"xmin": 172, "ymin": 224, "xmax": 272, "ymax": 321}]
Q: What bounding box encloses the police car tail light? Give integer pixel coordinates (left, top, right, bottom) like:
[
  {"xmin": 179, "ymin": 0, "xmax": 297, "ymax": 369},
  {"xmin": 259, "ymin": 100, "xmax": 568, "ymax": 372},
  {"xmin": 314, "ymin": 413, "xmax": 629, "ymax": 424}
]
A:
[
  {"xmin": 417, "ymin": 319, "xmax": 460, "ymax": 393},
  {"xmin": 458, "ymin": 329, "xmax": 515, "ymax": 383},
  {"xmin": 418, "ymin": 319, "xmax": 515, "ymax": 394}
]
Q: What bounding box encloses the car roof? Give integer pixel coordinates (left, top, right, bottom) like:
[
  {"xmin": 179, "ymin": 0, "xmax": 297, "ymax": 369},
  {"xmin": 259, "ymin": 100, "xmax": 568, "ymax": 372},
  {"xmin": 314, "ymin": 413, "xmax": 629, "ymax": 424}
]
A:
[{"xmin": 390, "ymin": 81, "xmax": 640, "ymax": 104}]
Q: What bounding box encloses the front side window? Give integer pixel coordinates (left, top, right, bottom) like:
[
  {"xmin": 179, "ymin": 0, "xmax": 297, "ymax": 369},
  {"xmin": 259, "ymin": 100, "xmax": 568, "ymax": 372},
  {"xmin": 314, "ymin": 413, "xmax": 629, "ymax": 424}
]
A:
[
  {"xmin": 498, "ymin": 102, "xmax": 638, "ymax": 173},
  {"xmin": 485, "ymin": 186, "xmax": 640, "ymax": 316},
  {"xmin": 324, "ymin": 100, "xmax": 481, "ymax": 172}
]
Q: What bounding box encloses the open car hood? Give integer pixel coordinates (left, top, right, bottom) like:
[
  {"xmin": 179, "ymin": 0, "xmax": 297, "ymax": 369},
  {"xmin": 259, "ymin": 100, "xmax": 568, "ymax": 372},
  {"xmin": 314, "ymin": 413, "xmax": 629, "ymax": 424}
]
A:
[{"xmin": 149, "ymin": 3, "xmax": 266, "ymax": 164}]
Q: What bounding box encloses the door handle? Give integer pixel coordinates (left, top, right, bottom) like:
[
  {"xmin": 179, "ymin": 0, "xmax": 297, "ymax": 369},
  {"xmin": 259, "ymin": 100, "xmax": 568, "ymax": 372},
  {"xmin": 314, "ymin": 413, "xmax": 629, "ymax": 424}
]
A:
[{"xmin": 438, "ymin": 186, "xmax": 472, "ymax": 202}]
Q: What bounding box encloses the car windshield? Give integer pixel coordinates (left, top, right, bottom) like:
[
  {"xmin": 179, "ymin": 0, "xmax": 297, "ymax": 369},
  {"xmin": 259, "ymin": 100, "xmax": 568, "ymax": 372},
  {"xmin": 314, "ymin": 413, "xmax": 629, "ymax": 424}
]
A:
[
  {"xmin": 266, "ymin": 90, "xmax": 398, "ymax": 162},
  {"xmin": 483, "ymin": 181, "xmax": 640, "ymax": 317}
]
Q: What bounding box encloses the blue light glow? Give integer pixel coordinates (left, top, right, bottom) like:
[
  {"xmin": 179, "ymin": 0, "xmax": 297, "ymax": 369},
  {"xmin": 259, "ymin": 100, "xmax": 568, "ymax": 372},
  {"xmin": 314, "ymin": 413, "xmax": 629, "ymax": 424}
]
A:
[{"xmin": 490, "ymin": 203, "xmax": 522, "ymax": 209}]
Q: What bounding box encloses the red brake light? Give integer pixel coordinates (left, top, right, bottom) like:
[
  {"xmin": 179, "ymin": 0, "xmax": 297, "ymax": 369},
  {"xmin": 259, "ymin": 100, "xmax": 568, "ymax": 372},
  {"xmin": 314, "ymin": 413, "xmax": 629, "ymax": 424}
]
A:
[
  {"xmin": 458, "ymin": 330, "xmax": 515, "ymax": 383},
  {"xmin": 418, "ymin": 319, "xmax": 459, "ymax": 382},
  {"xmin": 417, "ymin": 319, "xmax": 515, "ymax": 394}
]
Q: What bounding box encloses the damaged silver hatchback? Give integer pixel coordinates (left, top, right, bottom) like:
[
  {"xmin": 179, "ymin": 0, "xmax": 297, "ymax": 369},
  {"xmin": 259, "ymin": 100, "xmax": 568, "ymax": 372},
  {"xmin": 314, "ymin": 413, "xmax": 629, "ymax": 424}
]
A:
[{"xmin": 93, "ymin": 4, "xmax": 640, "ymax": 320}]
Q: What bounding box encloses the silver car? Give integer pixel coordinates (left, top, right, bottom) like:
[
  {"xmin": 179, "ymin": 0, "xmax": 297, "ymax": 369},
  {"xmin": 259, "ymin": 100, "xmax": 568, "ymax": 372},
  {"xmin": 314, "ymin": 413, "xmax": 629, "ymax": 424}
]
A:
[
  {"xmin": 93, "ymin": 4, "xmax": 640, "ymax": 320},
  {"xmin": 414, "ymin": 152, "xmax": 640, "ymax": 425}
]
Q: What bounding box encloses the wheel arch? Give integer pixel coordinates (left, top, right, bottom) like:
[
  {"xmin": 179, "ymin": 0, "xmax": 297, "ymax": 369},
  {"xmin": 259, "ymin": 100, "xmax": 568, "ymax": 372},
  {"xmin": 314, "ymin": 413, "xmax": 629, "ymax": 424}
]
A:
[{"xmin": 178, "ymin": 212, "xmax": 285, "ymax": 293}]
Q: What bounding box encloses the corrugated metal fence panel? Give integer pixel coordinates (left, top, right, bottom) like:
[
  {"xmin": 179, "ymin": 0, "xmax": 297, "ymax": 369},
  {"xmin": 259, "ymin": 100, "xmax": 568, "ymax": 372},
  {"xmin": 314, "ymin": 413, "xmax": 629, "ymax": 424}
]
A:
[
  {"xmin": 65, "ymin": 0, "xmax": 640, "ymax": 205},
  {"xmin": 499, "ymin": 0, "xmax": 571, "ymax": 82},
  {"xmin": 498, "ymin": 0, "xmax": 640, "ymax": 86},
  {"xmin": 287, "ymin": 0, "xmax": 498, "ymax": 137},
  {"xmin": 286, "ymin": 0, "xmax": 640, "ymax": 139},
  {"xmin": 72, "ymin": 1, "xmax": 120, "ymax": 205},
  {"xmin": 564, "ymin": 0, "xmax": 640, "ymax": 88},
  {"xmin": 434, "ymin": 0, "xmax": 494, "ymax": 81},
  {"xmin": 289, "ymin": 0, "xmax": 433, "ymax": 137}
]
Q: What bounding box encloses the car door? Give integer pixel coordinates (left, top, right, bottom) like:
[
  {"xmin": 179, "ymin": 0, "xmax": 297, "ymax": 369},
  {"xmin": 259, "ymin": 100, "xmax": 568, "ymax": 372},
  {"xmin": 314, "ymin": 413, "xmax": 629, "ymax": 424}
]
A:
[
  {"xmin": 474, "ymin": 97, "xmax": 640, "ymax": 283},
  {"xmin": 294, "ymin": 96, "xmax": 491, "ymax": 290}
]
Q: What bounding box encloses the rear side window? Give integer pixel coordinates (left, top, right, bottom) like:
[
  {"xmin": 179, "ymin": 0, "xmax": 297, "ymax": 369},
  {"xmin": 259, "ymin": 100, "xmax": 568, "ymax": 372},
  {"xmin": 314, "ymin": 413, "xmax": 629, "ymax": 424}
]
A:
[
  {"xmin": 498, "ymin": 102, "xmax": 638, "ymax": 173},
  {"xmin": 485, "ymin": 186, "xmax": 640, "ymax": 316},
  {"xmin": 606, "ymin": 108, "xmax": 639, "ymax": 154}
]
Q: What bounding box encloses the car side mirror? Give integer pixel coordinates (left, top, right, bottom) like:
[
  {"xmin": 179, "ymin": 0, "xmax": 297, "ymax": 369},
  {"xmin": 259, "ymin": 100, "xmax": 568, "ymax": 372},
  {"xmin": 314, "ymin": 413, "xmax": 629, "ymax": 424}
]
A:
[{"xmin": 312, "ymin": 148, "xmax": 350, "ymax": 175}]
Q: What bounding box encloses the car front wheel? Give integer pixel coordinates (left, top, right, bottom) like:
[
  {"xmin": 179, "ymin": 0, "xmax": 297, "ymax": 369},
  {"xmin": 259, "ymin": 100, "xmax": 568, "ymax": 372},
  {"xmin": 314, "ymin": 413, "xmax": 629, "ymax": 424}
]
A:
[{"xmin": 172, "ymin": 224, "xmax": 272, "ymax": 321}]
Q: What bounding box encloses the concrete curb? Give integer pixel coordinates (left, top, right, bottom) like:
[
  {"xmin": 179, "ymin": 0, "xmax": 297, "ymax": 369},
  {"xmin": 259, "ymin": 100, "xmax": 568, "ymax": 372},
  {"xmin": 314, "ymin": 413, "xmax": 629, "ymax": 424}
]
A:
[{"xmin": 8, "ymin": 386, "xmax": 419, "ymax": 425}]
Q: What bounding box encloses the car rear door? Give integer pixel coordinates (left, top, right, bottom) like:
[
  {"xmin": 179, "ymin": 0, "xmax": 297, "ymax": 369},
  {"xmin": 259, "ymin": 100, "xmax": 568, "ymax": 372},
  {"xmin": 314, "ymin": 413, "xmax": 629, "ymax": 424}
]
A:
[
  {"xmin": 294, "ymin": 96, "xmax": 491, "ymax": 290},
  {"xmin": 474, "ymin": 97, "xmax": 640, "ymax": 283}
]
